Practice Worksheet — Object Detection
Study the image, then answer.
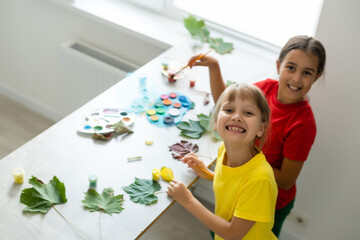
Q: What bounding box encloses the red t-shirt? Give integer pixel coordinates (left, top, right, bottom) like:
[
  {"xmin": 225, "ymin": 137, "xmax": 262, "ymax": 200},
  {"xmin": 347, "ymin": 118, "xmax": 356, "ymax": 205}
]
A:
[{"xmin": 254, "ymin": 79, "xmax": 316, "ymax": 209}]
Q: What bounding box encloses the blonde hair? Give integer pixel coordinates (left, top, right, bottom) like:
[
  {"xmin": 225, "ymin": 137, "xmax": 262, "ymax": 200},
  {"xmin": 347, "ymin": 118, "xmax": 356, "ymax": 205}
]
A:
[{"xmin": 210, "ymin": 84, "xmax": 271, "ymax": 149}]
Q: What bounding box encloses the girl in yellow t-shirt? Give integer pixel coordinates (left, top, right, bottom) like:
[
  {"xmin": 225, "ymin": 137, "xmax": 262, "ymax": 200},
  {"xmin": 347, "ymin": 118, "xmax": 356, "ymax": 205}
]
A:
[{"xmin": 167, "ymin": 83, "xmax": 278, "ymax": 239}]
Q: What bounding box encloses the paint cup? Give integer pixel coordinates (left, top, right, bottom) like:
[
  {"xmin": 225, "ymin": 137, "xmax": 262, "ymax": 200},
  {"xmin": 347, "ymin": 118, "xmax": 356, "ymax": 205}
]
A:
[
  {"xmin": 88, "ymin": 174, "xmax": 97, "ymax": 188},
  {"xmin": 13, "ymin": 168, "xmax": 25, "ymax": 184},
  {"xmin": 189, "ymin": 79, "xmax": 196, "ymax": 87}
]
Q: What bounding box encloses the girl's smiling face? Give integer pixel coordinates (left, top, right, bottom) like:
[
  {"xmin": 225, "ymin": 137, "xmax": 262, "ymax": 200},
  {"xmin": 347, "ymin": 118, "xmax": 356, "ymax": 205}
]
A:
[
  {"xmin": 277, "ymin": 49, "xmax": 321, "ymax": 104},
  {"xmin": 215, "ymin": 96, "xmax": 265, "ymax": 147}
]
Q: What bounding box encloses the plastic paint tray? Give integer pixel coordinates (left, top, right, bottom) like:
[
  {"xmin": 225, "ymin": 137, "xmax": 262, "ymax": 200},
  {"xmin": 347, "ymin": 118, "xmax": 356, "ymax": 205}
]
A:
[
  {"xmin": 78, "ymin": 108, "xmax": 135, "ymax": 134},
  {"xmin": 146, "ymin": 92, "xmax": 192, "ymax": 127}
]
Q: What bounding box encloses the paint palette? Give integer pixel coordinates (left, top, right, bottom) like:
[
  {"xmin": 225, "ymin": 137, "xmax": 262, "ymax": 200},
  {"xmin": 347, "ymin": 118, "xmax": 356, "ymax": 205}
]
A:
[
  {"xmin": 78, "ymin": 108, "xmax": 135, "ymax": 134},
  {"xmin": 146, "ymin": 92, "xmax": 192, "ymax": 127},
  {"xmin": 161, "ymin": 57, "xmax": 189, "ymax": 80}
]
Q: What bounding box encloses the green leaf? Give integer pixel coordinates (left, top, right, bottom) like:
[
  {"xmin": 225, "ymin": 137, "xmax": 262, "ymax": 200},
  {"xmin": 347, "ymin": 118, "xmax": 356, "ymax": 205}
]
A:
[
  {"xmin": 226, "ymin": 80, "xmax": 237, "ymax": 87},
  {"xmin": 123, "ymin": 178, "xmax": 161, "ymax": 205},
  {"xmin": 82, "ymin": 188, "xmax": 124, "ymax": 215},
  {"xmin": 20, "ymin": 176, "xmax": 67, "ymax": 213},
  {"xmin": 209, "ymin": 38, "xmax": 234, "ymax": 54},
  {"xmin": 197, "ymin": 113, "xmax": 211, "ymax": 131},
  {"xmin": 176, "ymin": 120, "xmax": 205, "ymax": 139},
  {"xmin": 184, "ymin": 15, "xmax": 210, "ymax": 43}
]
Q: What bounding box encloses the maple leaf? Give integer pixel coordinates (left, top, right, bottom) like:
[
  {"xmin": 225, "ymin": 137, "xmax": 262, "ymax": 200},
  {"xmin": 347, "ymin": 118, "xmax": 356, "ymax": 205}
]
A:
[
  {"xmin": 176, "ymin": 120, "xmax": 205, "ymax": 139},
  {"xmin": 82, "ymin": 188, "xmax": 124, "ymax": 215},
  {"xmin": 20, "ymin": 176, "xmax": 67, "ymax": 213},
  {"xmin": 209, "ymin": 37, "xmax": 234, "ymax": 55},
  {"xmin": 169, "ymin": 140, "xmax": 199, "ymax": 160},
  {"xmin": 197, "ymin": 113, "xmax": 211, "ymax": 131},
  {"xmin": 123, "ymin": 178, "xmax": 161, "ymax": 205},
  {"xmin": 184, "ymin": 15, "xmax": 210, "ymax": 43}
]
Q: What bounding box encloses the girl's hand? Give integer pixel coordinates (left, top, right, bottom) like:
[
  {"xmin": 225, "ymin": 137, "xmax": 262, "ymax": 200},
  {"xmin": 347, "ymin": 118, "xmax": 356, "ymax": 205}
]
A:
[
  {"xmin": 187, "ymin": 55, "xmax": 219, "ymax": 68},
  {"xmin": 182, "ymin": 153, "xmax": 214, "ymax": 180},
  {"xmin": 167, "ymin": 180, "xmax": 194, "ymax": 206}
]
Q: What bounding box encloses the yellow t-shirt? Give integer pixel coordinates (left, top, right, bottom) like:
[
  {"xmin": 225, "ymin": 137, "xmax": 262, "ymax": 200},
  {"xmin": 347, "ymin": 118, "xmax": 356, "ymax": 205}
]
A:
[{"xmin": 213, "ymin": 143, "xmax": 278, "ymax": 240}]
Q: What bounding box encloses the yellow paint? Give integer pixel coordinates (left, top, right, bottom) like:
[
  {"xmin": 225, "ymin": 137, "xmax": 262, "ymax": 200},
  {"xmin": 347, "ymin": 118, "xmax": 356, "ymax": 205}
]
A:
[
  {"xmin": 160, "ymin": 167, "xmax": 174, "ymax": 182},
  {"xmin": 152, "ymin": 169, "xmax": 160, "ymax": 181},
  {"xmin": 12, "ymin": 168, "xmax": 25, "ymax": 184}
]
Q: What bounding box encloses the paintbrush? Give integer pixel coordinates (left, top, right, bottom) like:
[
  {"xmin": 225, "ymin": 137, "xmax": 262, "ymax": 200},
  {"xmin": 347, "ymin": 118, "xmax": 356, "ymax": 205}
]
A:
[
  {"xmin": 169, "ymin": 49, "xmax": 213, "ymax": 79},
  {"xmin": 170, "ymin": 150, "xmax": 214, "ymax": 177}
]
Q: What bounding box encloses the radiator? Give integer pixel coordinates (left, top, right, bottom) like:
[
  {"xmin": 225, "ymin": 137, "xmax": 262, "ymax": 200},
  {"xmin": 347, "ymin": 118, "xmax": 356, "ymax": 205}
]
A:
[{"xmin": 59, "ymin": 40, "xmax": 139, "ymax": 115}]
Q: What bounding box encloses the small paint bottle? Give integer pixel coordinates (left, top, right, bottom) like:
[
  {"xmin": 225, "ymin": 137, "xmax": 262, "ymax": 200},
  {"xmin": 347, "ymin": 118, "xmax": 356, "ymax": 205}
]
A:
[
  {"xmin": 12, "ymin": 168, "xmax": 25, "ymax": 184},
  {"xmin": 88, "ymin": 174, "xmax": 97, "ymax": 189},
  {"xmin": 189, "ymin": 79, "xmax": 196, "ymax": 87},
  {"xmin": 161, "ymin": 59, "xmax": 169, "ymax": 71}
]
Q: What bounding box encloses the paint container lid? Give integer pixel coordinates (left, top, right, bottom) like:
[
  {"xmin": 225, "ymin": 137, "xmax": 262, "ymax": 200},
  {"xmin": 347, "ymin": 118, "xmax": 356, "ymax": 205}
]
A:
[
  {"xmin": 156, "ymin": 108, "xmax": 166, "ymax": 115},
  {"xmin": 154, "ymin": 101, "xmax": 164, "ymax": 108},
  {"xmin": 173, "ymin": 102, "xmax": 182, "ymax": 109},
  {"xmin": 178, "ymin": 96, "xmax": 187, "ymax": 102},
  {"xmin": 160, "ymin": 94, "xmax": 169, "ymax": 100},
  {"xmin": 168, "ymin": 108, "xmax": 181, "ymax": 117},
  {"xmin": 163, "ymin": 116, "xmax": 174, "ymax": 124},
  {"xmin": 169, "ymin": 93, "xmax": 177, "ymax": 98},
  {"xmin": 182, "ymin": 101, "xmax": 190, "ymax": 108},
  {"xmin": 163, "ymin": 99, "xmax": 172, "ymax": 106},
  {"xmin": 150, "ymin": 115, "xmax": 159, "ymax": 122},
  {"xmin": 146, "ymin": 109, "xmax": 157, "ymax": 116}
]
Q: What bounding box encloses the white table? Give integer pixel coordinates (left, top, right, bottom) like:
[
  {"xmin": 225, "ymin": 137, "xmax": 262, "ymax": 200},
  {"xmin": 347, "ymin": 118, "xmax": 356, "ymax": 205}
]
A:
[{"xmin": 0, "ymin": 41, "xmax": 221, "ymax": 240}]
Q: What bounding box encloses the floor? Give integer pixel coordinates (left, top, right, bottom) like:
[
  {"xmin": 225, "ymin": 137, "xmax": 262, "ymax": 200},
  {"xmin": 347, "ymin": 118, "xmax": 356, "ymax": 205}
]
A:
[{"xmin": 0, "ymin": 93, "xmax": 214, "ymax": 240}]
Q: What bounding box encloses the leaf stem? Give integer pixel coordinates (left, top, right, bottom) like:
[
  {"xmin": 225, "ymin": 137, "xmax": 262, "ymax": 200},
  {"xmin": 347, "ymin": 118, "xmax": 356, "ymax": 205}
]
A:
[
  {"xmin": 99, "ymin": 211, "xmax": 103, "ymax": 240},
  {"xmin": 52, "ymin": 205, "xmax": 92, "ymax": 240}
]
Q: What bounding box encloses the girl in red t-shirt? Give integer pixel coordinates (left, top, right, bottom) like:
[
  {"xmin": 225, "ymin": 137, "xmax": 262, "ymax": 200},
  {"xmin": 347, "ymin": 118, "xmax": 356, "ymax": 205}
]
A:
[{"xmin": 186, "ymin": 35, "xmax": 326, "ymax": 237}]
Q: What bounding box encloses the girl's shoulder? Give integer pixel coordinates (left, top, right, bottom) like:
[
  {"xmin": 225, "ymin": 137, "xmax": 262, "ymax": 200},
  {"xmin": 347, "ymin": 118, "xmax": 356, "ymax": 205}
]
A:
[{"xmin": 254, "ymin": 79, "xmax": 278, "ymax": 95}]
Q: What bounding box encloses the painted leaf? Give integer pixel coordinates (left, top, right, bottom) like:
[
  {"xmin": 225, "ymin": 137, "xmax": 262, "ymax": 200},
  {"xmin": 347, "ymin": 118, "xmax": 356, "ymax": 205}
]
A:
[
  {"xmin": 169, "ymin": 140, "xmax": 199, "ymax": 160},
  {"xmin": 20, "ymin": 176, "xmax": 67, "ymax": 213},
  {"xmin": 92, "ymin": 132, "xmax": 113, "ymax": 140},
  {"xmin": 209, "ymin": 37, "xmax": 234, "ymax": 55},
  {"xmin": 82, "ymin": 188, "xmax": 124, "ymax": 215},
  {"xmin": 176, "ymin": 120, "xmax": 205, "ymax": 139},
  {"xmin": 160, "ymin": 167, "xmax": 175, "ymax": 182},
  {"xmin": 112, "ymin": 120, "xmax": 133, "ymax": 135},
  {"xmin": 184, "ymin": 15, "xmax": 210, "ymax": 43},
  {"xmin": 123, "ymin": 178, "xmax": 161, "ymax": 205}
]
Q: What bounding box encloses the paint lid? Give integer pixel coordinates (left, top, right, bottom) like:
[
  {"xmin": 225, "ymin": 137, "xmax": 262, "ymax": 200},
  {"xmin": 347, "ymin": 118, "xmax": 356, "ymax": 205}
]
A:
[
  {"xmin": 163, "ymin": 116, "xmax": 174, "ymax": 124},
  {"xmin": 154, "ymin": 101, "xmax": 164, "ymax": 108},
  {"xmin": 173, "ymin": 102, "xmax": 182, "ymax": 109},
  {"xmin": 163, "ymin": 99, "xmax": 172, "ymax": 106},
  {"xmin": 178, "ymin": 96, "xmax": 187, "ymax": 102},
  {"xmin": 150, "ymin": 115, "xmax": 159, "ymax": 122},
  {"xmin": 156, "ymin": 108, "xmax": 165, "ymax": 115},
  {"xmin": 168, "ymin": 108, "xmax": 181, "ymax": 117},
  {"xmin": 146, "ymin": 109, "xmax": 157, "ymax": 116},
  {"xmin": 182, "ymin": 101, "xmax": 190, "ymax": 108},
  {"xmin": 160, "ymin": 94, "xmax": 169, "ymax": 100},
  {"xmin": 169, "ymin": 93, "xmax": 177, "ymax": 98}
]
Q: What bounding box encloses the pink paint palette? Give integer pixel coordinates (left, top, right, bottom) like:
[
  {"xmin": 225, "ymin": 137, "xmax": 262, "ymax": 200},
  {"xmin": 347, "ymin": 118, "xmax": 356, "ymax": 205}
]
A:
[{"xmin": 78, "ymin": 108, "xmax": 135, "ymax": 134}]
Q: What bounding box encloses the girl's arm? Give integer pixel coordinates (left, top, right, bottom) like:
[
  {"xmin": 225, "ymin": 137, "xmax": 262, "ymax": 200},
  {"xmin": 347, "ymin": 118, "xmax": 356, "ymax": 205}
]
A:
[
  {"xmin": 187, "ymin": 55, "xmax": 226, "ymax": 103},
  {"xmin": 273, "ymin": 157, "xmax": 304, "ymax": 190},
  {"xmin": 167, "ymin": 180, "xmax": 255, "ymax": 240}
]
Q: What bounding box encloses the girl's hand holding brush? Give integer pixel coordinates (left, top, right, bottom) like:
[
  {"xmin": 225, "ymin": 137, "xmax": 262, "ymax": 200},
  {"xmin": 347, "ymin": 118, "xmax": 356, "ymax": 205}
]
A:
[{"xmin": 181, "ymin": 153, "xmax": 214, "ymax": 180}]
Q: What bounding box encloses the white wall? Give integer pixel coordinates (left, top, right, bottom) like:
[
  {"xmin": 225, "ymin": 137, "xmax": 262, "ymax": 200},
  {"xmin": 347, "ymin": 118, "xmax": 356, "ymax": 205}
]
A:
[
  {"xmin": 282, "ymin": 0, "xmax": 360, "ymax": 239},
  {"xmin": 0, "ymin": 0, "xmax": 169, "ymax": 120}
]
